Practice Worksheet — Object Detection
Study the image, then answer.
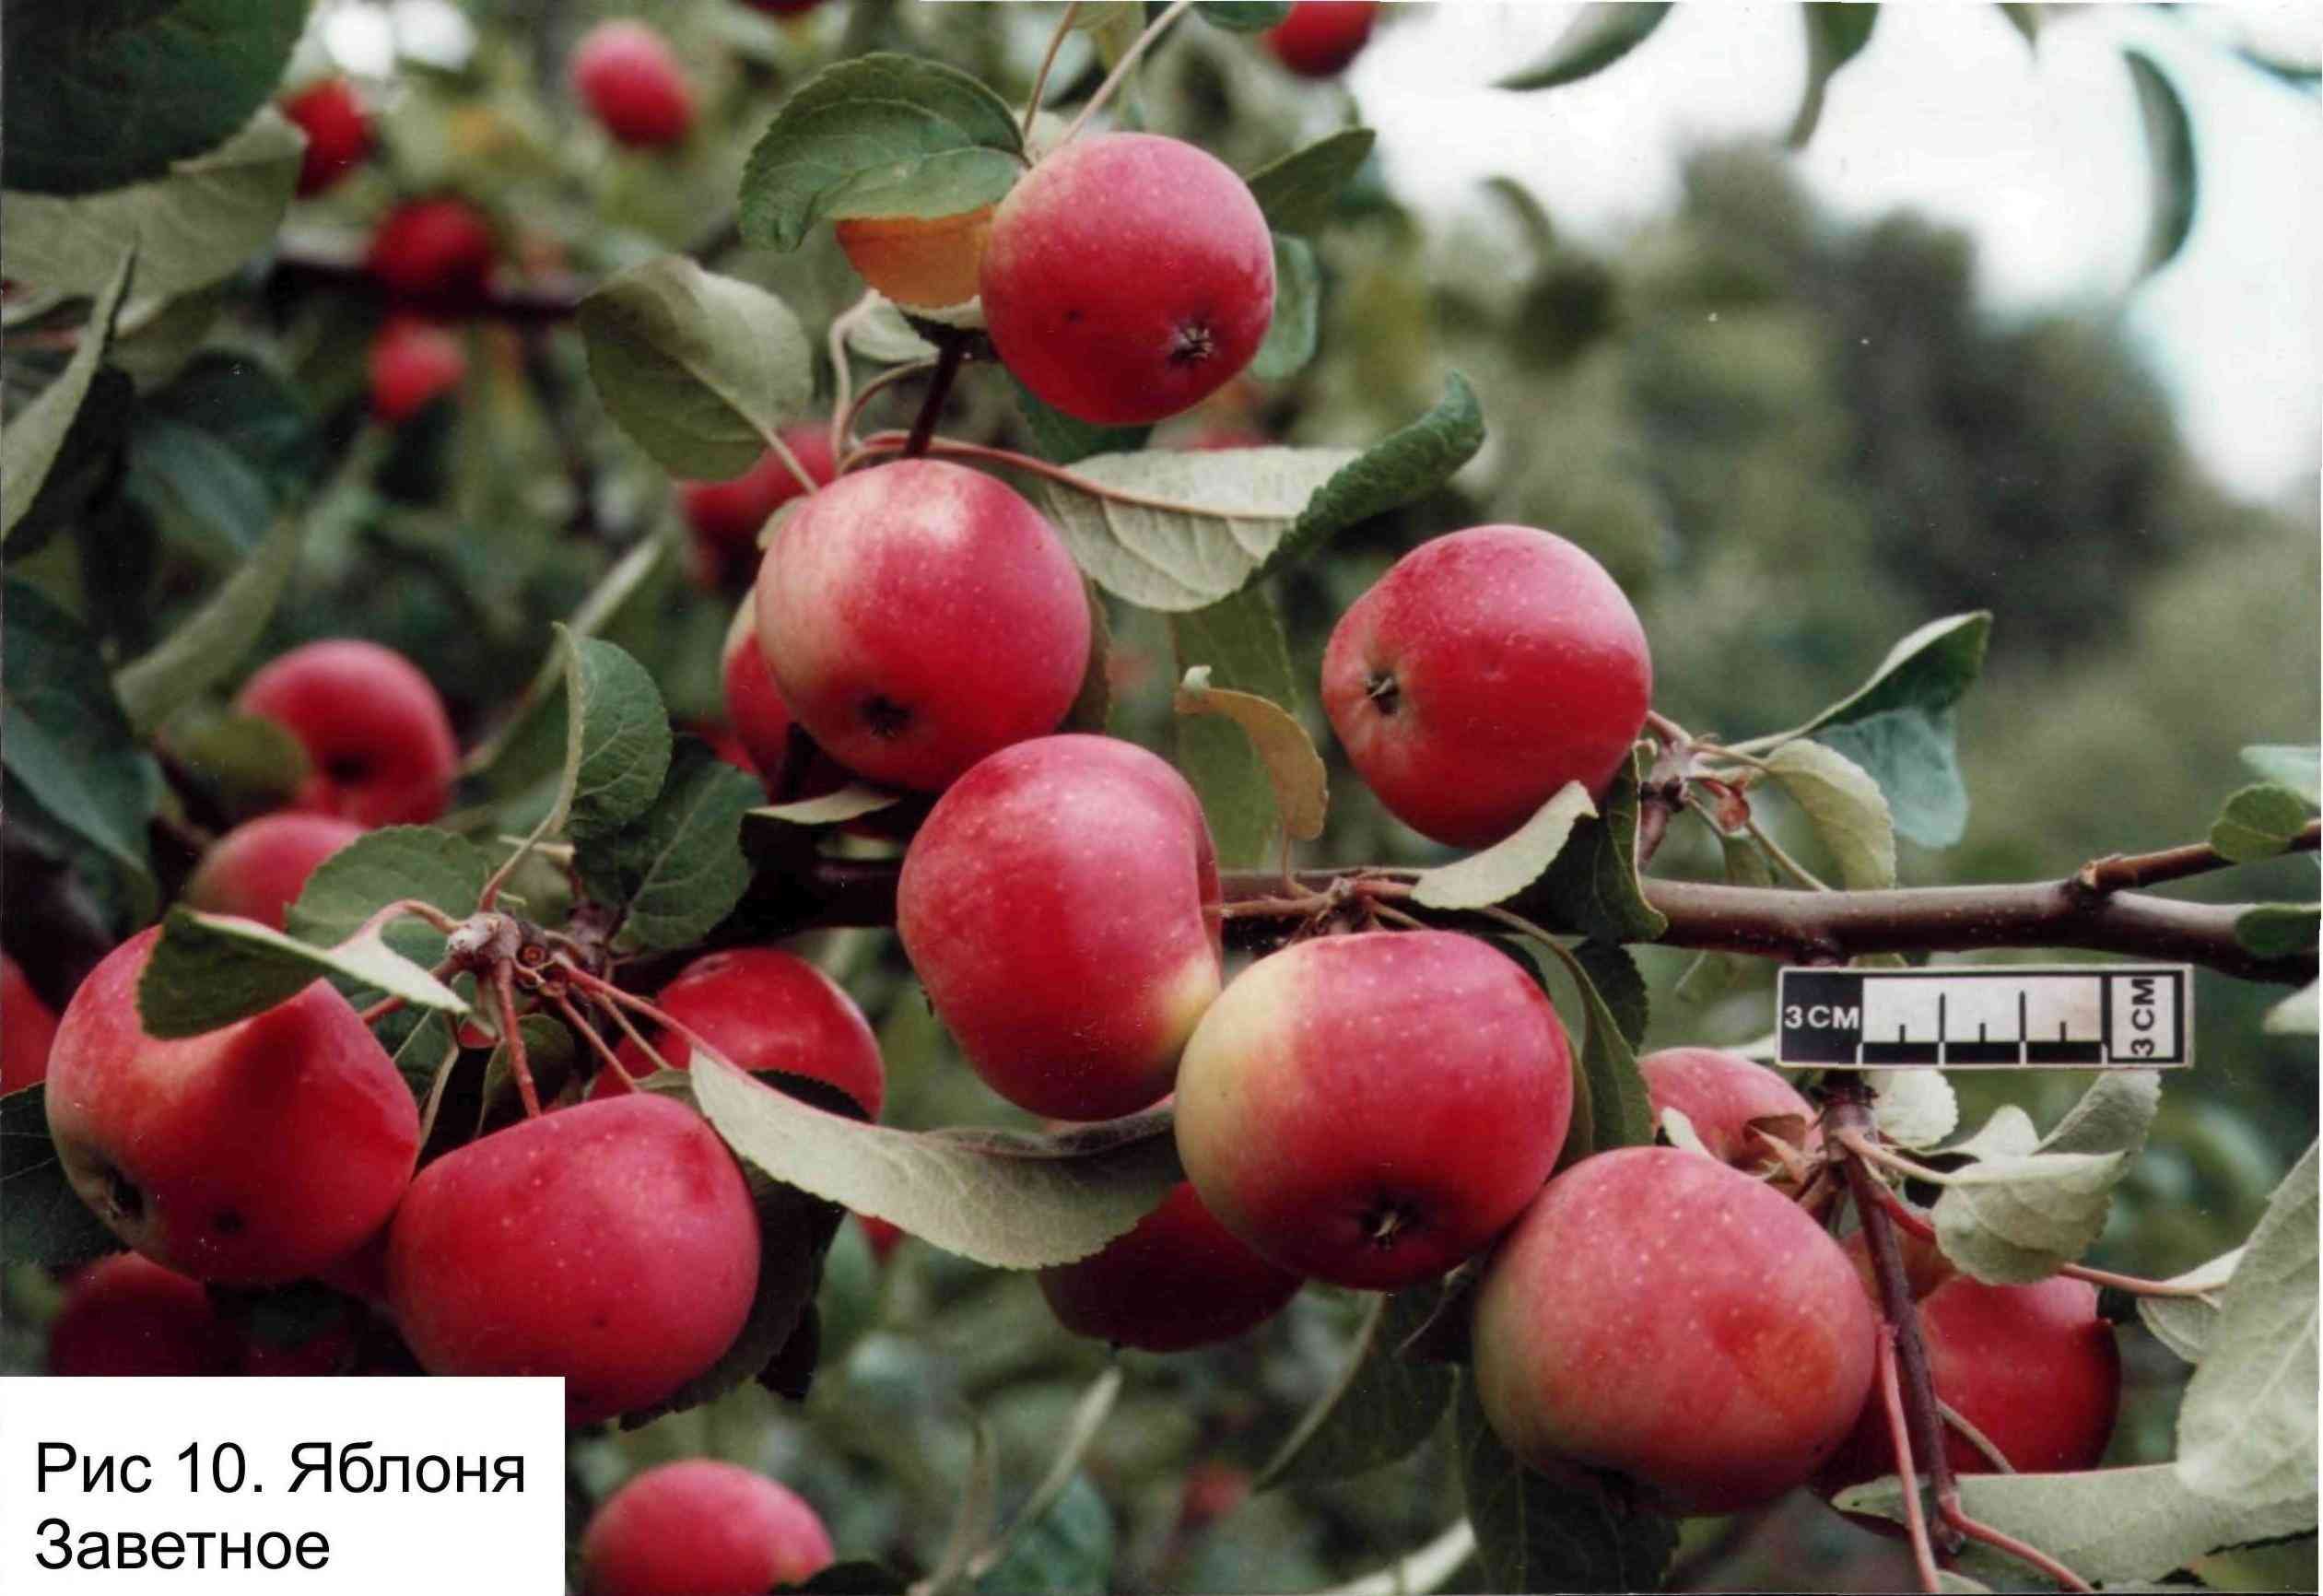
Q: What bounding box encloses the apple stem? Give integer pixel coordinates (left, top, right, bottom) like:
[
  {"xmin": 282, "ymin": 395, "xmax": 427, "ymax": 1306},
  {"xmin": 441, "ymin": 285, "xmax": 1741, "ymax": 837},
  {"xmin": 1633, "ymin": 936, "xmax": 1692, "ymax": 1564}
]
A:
[
  {"xmin": 549, "ymin": 989, "xmax": 639, "ymax": 1092},
  {"xmin": 826, "ymin": 288, "xmax": 882, "ymax": 468},
  {"xmin": 1022, "ymin": 2, "xmax": 1084, "ymax": 143},
  {"xmin": 489, "ymin": 960, "xmax": 542, "ymax": 1120},
  {"xmin": 1873, "ymin": 1331, "xmax": 1945, "ymax": 1593},
  {"xmin": 575, "ymin": 976, "xmax": 675, "ymax": 1078},
  {"xmin": 904, "ymin": 335, "xmax": 970, "ymax": 459},
  {"xmin": 1937, "ymin": 1492, "xmax": 2096, "ymax": 1592},
  {"xmin": 1830, "ymin": 1087, "xmax": 1965, "ymax": 1556},
  {"xmin": 765, "ymin": 428, "xmax": 823, "ymax": 499},
  {"xmin": 1936, "ymin": 1399, "xmax": 2014, "ymax": 1473},
  {"xmin": 839, "ymin": 356, "xmax": 940, "ymax": 451},
  {"xmin": 1058, "ymin": 0, "xmax": 1197, "ymax": 148},
  {"xmin": 556, "ymin": 962, "xmax": 723, "ymax": 1075}
]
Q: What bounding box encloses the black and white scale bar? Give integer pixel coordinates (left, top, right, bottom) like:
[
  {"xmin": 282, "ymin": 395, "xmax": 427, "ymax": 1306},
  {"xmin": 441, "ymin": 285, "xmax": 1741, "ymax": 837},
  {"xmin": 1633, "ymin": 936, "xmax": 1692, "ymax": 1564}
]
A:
[{"xmin": 1777, "ymin": 965, "xmax": 2192, "ymax": 1069}]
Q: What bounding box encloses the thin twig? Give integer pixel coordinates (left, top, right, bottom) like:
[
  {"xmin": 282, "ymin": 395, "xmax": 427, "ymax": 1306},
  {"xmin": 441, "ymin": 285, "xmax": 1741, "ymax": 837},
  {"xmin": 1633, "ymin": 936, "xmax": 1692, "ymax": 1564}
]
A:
[
  {"xmin": 491, "ymin": 961, "xmax": 542, "ymax": 1120},
  {"xmin": 904, "ymin": 336, "xmax": 969, "ymax": 459},
  {"xmin": 1852, "ymin": 1168, "xmax": 2224, "ymax": 1300},
  {"xmin": 1059, "ymin": 0, "xmax": 1196, "ymax": 146},
  {"xmin": 840, "ymin": 356, "xmax": 941, "ymax": 444},
  {"xmin": 1023, "ymin": 2, "xmax": 1084, "ymax": 141},
  {"xmin": 550, "ymin": 990, "xmax": 638, "ymax": 1092},
  {"xmin": 1876, "ymin": 1332, "xmax": 1943, "ymax": 1593},
  {"xmin": 2076, "ymin": 820, "xmax": 2320, "ymax": 894}
]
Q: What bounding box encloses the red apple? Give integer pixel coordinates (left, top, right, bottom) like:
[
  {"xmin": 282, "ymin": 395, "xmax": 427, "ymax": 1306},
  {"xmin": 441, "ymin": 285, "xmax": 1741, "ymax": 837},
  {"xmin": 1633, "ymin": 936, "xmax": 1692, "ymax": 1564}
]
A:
[
  {"xmin": 366, "ymin": 197, "xmax": 496, "ymax": 303},
  {"xmin": 281, "ymin": 77, "xmax": 374, "ymax": 197},
  {"xmin": 980, "ymin": 133, "xmax": 1275, "ymax": 426},
  {"xmin": 1641, "ymin": 1047, "xmax": 1817, "ymax": 1177},
  {"xmin": 1470, "ymin": 1146, "xmax": 1877, "ymax": 1514},
  {"xmin": 237, "ymin": 639, "xmax": 460, "ymax": 827},
  {"xmin": 720, "ymin": 601, "xmax": 847, "ymax": 798},
  {"xmin": 1039, "ymin": 1180, "xmax": 1302, "ymax": 1352},
  {"xmin": 45, "ymin": 925, "xmax": 419, "ymax": 1285},
  {"xmin": 836, "ymin": 206, "xmax": 994, "ymax": 309},
  {"xmin": 681, "ymin": 428, "xmax": 835, "ymax": 588},
  {"xmin": 580, "ymin": 1460, "xmax": 834, "ymax": 1595},
  {"xmin": 385, "ymin": 1093, "xmax": 760, "ymax": 1426},
  {"xmin": 592, "ymin": 946, "xmax": 885, "ymax": 1118},
  {"xmin": 898, "ymin": 734, "xmax": 1221, "ymax": 1120},
  {"xmin": 1174, "ymin": 930, "xmax": 1571, "ymax": 1290},
  {"xmin": 184, "ymin": 814, "xmax": 367, "ymax": 933},
  {"xmin": 1322, "ymin": 524, "xmax": 1652, "ymax": 849},
  {"xmin": 569, "ymin": 19, "xmax": 695, "ymax": 150},
  {"xmin": 368, "ymin": 316, "xmax": 467, "ymax": 424},
  {"xmin": 47, "ymin": 1253, "xmax": 239, "ymax": 1377},
  {"xmin": 1815, "ymin": 1273, "xmax": 2119, "ymax": 1500},
  {"xmin": 1264, "ymin": 2, "xmax": 1381, "ymax": 77},
  {"xmin": 3, "ymin": 953, "xmax": 59, "ymax": 1093},
  {"xmin": 753, "ymin": 459, "xmax": 1089, "ymax": 792}
]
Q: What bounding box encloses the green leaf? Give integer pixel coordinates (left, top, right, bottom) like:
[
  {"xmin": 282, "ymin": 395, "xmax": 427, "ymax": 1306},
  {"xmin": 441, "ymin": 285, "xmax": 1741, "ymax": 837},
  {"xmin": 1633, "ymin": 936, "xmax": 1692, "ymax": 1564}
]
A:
[
  {"xmin": 2212, "ymin": 783, "xmax": 2313, "ymax": 863},
  {"xmin": 113, "ymin": 511, "xmax": 306, "ymax": 736},
  {"xmin": 2176, "ymin": 1140, "xmax": 2317, "ymax": 1510},
  {"xmin": 573, "ymin": 742, "xmax": 763, "ymax": 954},
  {"xmin": 1, "ymin": 578, "xmax": 158, "ymax": 921},
  {"xmin": 579, "ymin": 256, "xmax": 815, "ymax": 481},
  {"xmin": 1765, "ymin": 739, "xmax": 1897, "ymax": 889},
  {"xmin": 2, "ymin": 111, "xmax": 300, "ymax": 300},
  {"xmin": 1169, "ymin": 586, "xmax": 1301, "ymax": 867},
  {"xmin": 1248, "ymin": 234, "xmax": 1319, "ymax": 382},
  {"xmin": 1931, "ymin": 1145, "xmax": 2130, "ymax": 1285},
  {"xmin": 1572, "ymin": 939, "xmax": 1648, "ymax": 1050},
  {"xmin": 1197, "ymin": 2, "xmax": 1292, "ymax": 30},
  {"xmin": 1411, "ymin": 783, "xmax": 1595, "ymax": 912},
  {"xmin": 1787, "ymin": 5, "xmax": 1878, "ymax": 148},
  {"xmin": 1174, "ymin": 665, "xmax": 1327, "ymax": 841},
  {"xmin": 3, "ymin": 250, "xmax": 135, "ymax": 547},
  {"xmin": 3, "ymin": 0, "xmax": 306, "ymax": 195},
  {"xmin": 2042, "ymin": 1069, "xmax": 2162, "ymax": 1159},
  {"xmin": 3, "ymin": 367, "xmax": 133, "ymax": 559},
  {"xmin": 1782, "ymin": 611, "xmax": 1990, "ymax": 848},
  {"xmin": 1497, "ymin": 4, "xmax": 1673, "ymax": 91},
  {"xmin": 287, "ymin": 827, "xmax": 496, "ymax": 978},
  {"xmin": 123, "ymin": 350, "xmax": 322, "ymax": 556},
  {"xmin": 1870, "ymin": 1069, "xmax": 1958, "ymax": 1151},
  {"xmin": 162, "ymin": 710, "xmax": 309, "ymax": 817},
  {"xmin": 1526, "ymin": 746, "xmax": 1666, "ymax": 944},
  {"xmin": 553, "ymin": 630, "xmax": 672, "ymax": 842},
  {"xmin": 137, "ymin": 907, "xmax": 469, "ymax": 1039},
  {"xmin": 972, "ymin": 1472, "xmax": 1115, "ymax": 1596},
  {"xmin": 752, "ymin": 786, "xmax": 901, "ymax": 827},
  {"xmin": 926, "ymin": 1408, "xmax": 1000, "ymax": 1596},
  {"xmin": 693, "ymin": 1054, "xmax": 1185, "ymax": 1270},
  {"xmin": 2242, "ymin": 745, "xmax": 2320, "ymax": 805},
  {"xmin": 1011, "ymin": 375, "xmax": 1152, "ymax": 466},
  {"xmin": 2127, "ymin": 50, "xmax": 2198, "ymax": 282},
  {"xmin": 1452, "ymin": 1377, "xmax": 1677, "ymax": 1592},
  {"xmin": 1027, "ymin": 377, "xmax": 1482, "ymax": 611},
  {"xmin": 1261, "ymin": 1286, "xmax": 1457, "ymax": 1487},
  {"xmin": 1836, "ymin": 1463, "xmax": 2315, "ymax": 1590},
  {"xmin": 1999, "ymin": 5, "xmax": 2043, "ymax": 48},
  {"xmin": 739, "ymin": 53, "xmax": 1025, "ymax": 252},
  {"xmin": 475, "ymin": 1016, "xmax": 581, "ymax": 1137},
  {"xmin": 1557, "ymin": 947, "xmax": 1652, "ymax": 1155},
  {"xmin": 2139, "ymin": 1247, "xmax": 2244, "ymax": 1365},
  {"xmin": 1246, "ymin": 129, "xmax": 1377, "ymax": 235},
  {"xmin": 0, "ymin": 1085, "xmax": 120, "ymax": 1271},
  {"xmin": 2266, "ymin": 980, "xmax": 2317, "ymax": 1036}
]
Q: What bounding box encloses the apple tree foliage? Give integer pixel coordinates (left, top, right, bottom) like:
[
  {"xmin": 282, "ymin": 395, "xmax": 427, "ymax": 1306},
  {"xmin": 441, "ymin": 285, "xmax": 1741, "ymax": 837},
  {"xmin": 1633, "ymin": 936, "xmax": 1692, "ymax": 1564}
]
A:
[{"xmin": 2, "ymin": 2, "xmax": 2317, "ymax": 1592}]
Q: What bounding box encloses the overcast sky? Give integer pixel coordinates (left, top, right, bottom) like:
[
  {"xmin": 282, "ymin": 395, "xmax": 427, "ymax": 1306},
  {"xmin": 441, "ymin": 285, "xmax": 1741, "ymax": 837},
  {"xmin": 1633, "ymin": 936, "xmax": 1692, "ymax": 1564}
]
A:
[{"xmin": 1348, "ymin": 3, "xmax": 2320, "ymax": 507}]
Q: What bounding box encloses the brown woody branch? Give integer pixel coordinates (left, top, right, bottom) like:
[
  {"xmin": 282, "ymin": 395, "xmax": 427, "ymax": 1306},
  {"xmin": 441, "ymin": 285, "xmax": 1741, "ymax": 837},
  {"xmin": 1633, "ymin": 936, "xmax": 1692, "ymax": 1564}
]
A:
[{"xmin": 757, "ymin": 831, "xmax": 2317, "ymax": 986}]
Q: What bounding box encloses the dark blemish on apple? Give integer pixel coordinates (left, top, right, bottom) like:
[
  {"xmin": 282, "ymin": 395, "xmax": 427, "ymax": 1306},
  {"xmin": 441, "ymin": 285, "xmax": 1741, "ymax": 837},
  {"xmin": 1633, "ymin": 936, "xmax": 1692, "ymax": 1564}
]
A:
[
  {"xmin": 1365, "ymin": 672, "xmax": 1401, "ymax": 715},
  {"xmin": 861, "ymin": 696, "xmax": 913, "ymax": 739}
]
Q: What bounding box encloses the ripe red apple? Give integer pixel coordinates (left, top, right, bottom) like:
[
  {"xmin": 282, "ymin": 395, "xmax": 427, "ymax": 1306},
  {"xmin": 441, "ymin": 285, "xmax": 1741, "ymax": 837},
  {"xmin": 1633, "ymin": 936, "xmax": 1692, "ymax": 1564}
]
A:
[
  {"xmin": 592, "ymin": 946, "xmax": 885, "ymax": 1118},
  {"xmin": 47, "ymin": 1253, "xmax": 239, "ymax": 1377},
  {"xmin": 184, "ymin": 814, "xmax": 367, "ymax": 933},
  {"xmin": 366, "ymin": 197, "xmax": 496, "ymax": 303},
  {"xmin": 898, "ymin": 735, "xmax": 1221, "ymax": 1120},
  {"xmin": 1174, "ymin": 930, "xmax": 1571, "ymax": 1290},
  {"xmin": 836, "ymin": 206, "xmax": 994, "ymax": 309},
  {"xmin": 753, "ymin": 459, "xmax": 1089, "ymax": 792},
  {"xmin": 681, "ymin": 428, "xmax": 835, "ymax": 588},
  {"xmin": 1470, "ymin": 1145, "xmax": 1877, "ymax": 1514},
  {"xmin": 569, "ymin": 19, "xmax": 695, "ymax": 149},
  {"xmin": 1816, "ymin": 1273, "xmax": 2120, "ymax": 1501},
  {"xmin": 1039, "ymin": 1179, "xmax": 1302, "ymax": 1352},
  {"xmin": 385, "ymin": 1093, "xmax": 760, "ymax": 1426},
  {"xmin": 368, "ymin": 316, "xmax": 467, "ymax": 424},
  {"xmin": 1322, "ymin": 524, "xmax": 1652, "ymax": 849},
  {"xmin": 3, "ymin": 953, "xmax": 59, "ymax": 1093},
  {"xmin": 281, "ymin": 77, "xmax": 374, "ymax": 197},
  {"xmin": 580, "ymin": 1460, "xmax": 834, "ymax": 1595},
  {"xmin": 719, "ymin": 601, "xmax": 846, "ymax": 798},
  {"xmin": 45, "ymin": 925, "xmax": 419, "ymax": 1285},
  {"xmin": 1264, "ymin": 2, "xmax": 1381, "ymax": 77},
  {"xmin": 980, "ymin": 133, "xmax": 1275, "ymax": 426},
  {"xmin": 237, "ymin": 639, "xmax": 460, "ymax": 827},
  {"xmin": 1641, "ymin": 1047, "xmax": 1818, "ymax": 1177}
]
